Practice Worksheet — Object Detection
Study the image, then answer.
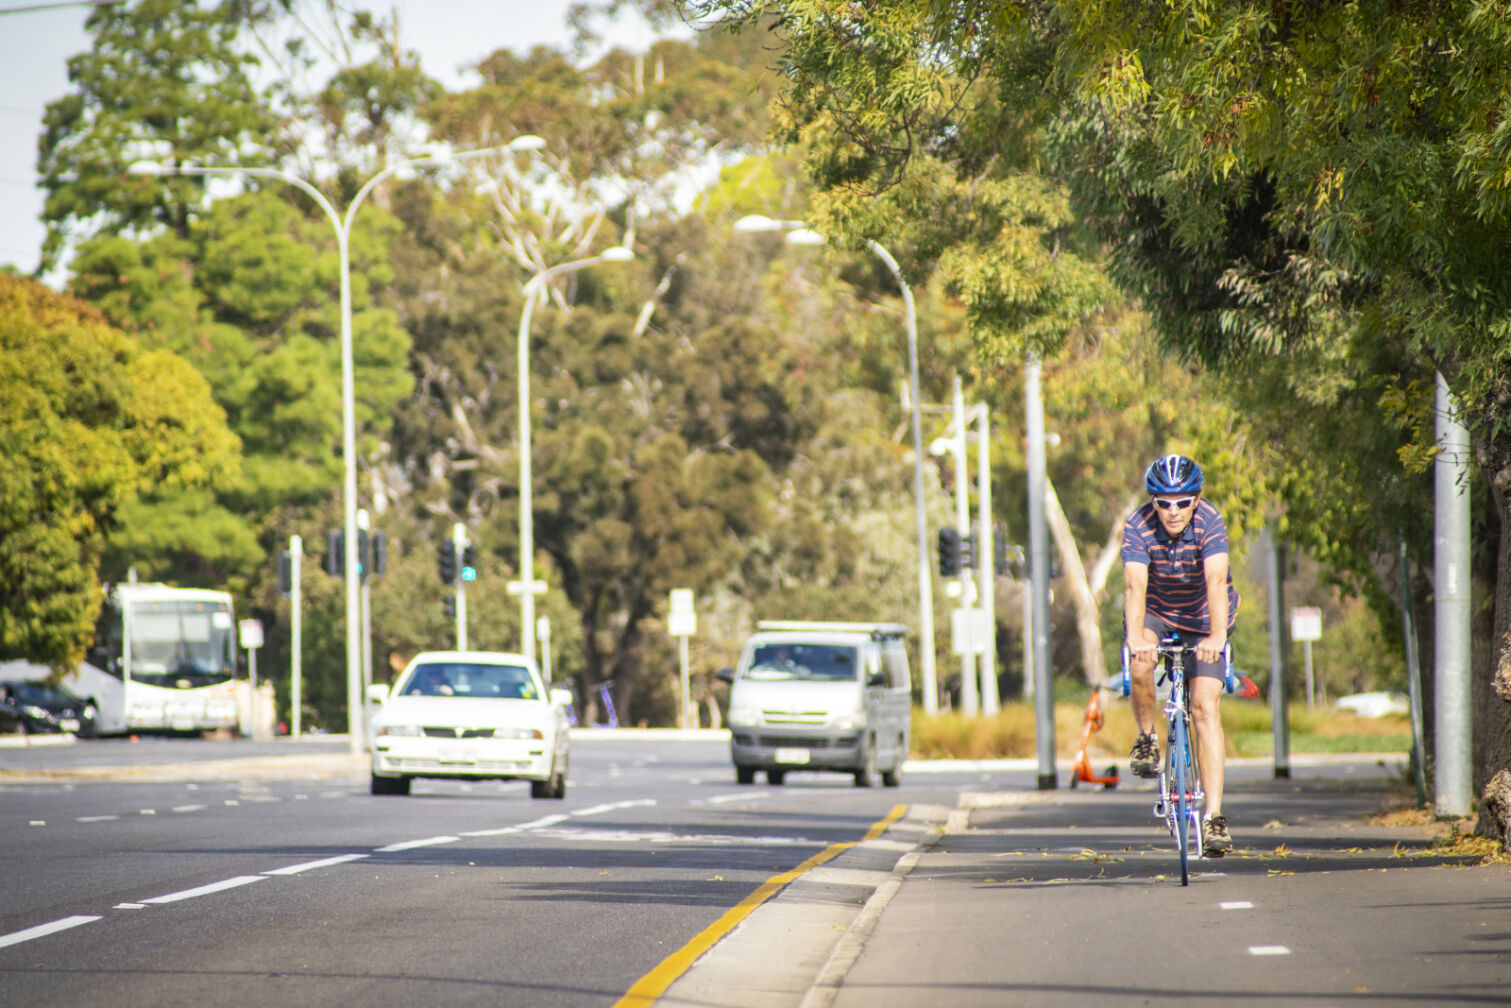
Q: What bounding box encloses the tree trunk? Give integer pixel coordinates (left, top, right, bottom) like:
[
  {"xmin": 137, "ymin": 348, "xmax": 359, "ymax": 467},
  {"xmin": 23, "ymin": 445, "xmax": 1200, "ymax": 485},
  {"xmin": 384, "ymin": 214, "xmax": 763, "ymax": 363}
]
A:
[
  {"xmin": 1474, "ymin": 462, "xmax": 1511, "ymax": 840},
  {"xmin": 1044, "ymin": 478, "xmax": 1110, "ymax": 685}
]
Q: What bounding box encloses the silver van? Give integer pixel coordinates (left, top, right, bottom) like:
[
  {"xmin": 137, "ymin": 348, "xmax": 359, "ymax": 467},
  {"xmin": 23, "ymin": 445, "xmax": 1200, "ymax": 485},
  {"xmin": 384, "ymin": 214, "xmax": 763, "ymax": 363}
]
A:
[{"xmin": 717, "ymin": 621, "xmax": 911, "ymax": 787}]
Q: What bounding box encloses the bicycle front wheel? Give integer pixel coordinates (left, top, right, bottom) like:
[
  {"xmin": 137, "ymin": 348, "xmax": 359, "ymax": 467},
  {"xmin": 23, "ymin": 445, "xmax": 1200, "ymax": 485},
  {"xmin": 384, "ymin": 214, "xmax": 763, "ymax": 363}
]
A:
[{"xmin": 1171, "ymin": 713, "xmax": 1191, "ymax": 886}]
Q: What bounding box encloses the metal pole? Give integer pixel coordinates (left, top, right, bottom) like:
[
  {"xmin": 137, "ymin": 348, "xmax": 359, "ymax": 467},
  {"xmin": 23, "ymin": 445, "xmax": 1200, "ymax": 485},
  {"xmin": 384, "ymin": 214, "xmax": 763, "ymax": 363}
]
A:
[
  {"xmin": 1266, "ymin": 527, "xmax": 1291, "ymax": 779},
  {"xmin": 866, "ymin": 240, "xmax": 938, "ymax": 714},
  {"xmin": 976, "ymin": 404, "xmax": 999, "ymax": 714},
  {"xmin": 1025, "ymin": 357, "xmax": 1055, "ymax": 789},
  {"xmin": 290, "ymin": 534, "xmax": 302, "ymax": 739},
  {"xmin": 953, "ymin": 378, "xmax": 978, "ymax": 716},
  {"xmin": 1434, "ymin": 371, "xmax": 1472, "ymax": 817},
  {"xmin": 454, "ymin": 522, "xmax": 468, "ymax": 651},
  {"xmin": 1399, "ymin": 538, "xmax": 1427, "ymax": 808},
  {"xmin": 357, "ymin": 508, "xmax": 372, "ymax": 735}
]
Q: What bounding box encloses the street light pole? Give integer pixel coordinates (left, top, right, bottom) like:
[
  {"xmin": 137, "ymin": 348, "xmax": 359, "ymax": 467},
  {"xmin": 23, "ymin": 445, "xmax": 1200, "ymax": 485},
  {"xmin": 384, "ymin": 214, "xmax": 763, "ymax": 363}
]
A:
[
  {"xmin": 130, "ymin": 137, "xmax": 544, "ymax": 752},
  {"xmin": 514, "ymin": 248, "xmax": 635, "ymax": 666},
  {"xmin": 733, "ymin": 215, "xmax": 939, "ymax": 713}
]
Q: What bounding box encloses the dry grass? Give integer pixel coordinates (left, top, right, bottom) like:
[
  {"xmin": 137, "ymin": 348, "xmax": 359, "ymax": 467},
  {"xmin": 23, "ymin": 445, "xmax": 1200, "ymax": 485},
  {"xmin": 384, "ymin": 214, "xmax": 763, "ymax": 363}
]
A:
[{"xmin": 911, "ymin": 696, "xmax": 1413, "ymax": 761}]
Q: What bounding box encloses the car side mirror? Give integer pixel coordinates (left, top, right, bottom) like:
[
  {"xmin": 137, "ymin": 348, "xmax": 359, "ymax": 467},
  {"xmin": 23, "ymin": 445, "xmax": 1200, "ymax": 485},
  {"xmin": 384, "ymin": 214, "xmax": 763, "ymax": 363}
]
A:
[
  {"xmin": 366, "ymin": 683, "xmax": 391, "ymax": 705},
  {"xmin": 715, "ymin": 667, "xmax": 735, "ymax": 684},
  {"xmin": 550, "ymin": 687, "xmax": 573, "ymax": 708}
]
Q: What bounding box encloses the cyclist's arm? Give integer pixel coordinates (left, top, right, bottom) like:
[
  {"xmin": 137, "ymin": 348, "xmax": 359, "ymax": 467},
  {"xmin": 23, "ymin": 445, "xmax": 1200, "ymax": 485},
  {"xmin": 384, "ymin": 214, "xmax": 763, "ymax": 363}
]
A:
[
  {"xmin": 1197, "ymin": 552, "xmax": 1230, "ymax": 663},
  {"xmin": 1124, "ymin": 560, "xmax": 1156, "ymax": 659}
]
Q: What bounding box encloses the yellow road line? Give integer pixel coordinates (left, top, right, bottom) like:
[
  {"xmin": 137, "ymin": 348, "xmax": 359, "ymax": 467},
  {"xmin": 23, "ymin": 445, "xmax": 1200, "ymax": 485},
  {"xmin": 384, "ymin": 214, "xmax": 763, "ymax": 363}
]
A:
[{"xmin": 613, "ymin": 803, "xmax": 908, "ymax": 1008}]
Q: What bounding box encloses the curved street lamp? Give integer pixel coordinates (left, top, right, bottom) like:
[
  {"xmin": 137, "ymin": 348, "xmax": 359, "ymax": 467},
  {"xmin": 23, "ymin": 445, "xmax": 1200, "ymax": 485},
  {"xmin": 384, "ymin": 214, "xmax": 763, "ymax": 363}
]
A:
[
  {"xmin": 130, "ymin": 135, "xmax": 546, "ymax": 751},
  {"xmin": 514, "ymin": 247, "xmax": 636, "ymax": 666},
  {"xmin": 733, "ymin": 215, "xmax": 939, "ymax": 714}
]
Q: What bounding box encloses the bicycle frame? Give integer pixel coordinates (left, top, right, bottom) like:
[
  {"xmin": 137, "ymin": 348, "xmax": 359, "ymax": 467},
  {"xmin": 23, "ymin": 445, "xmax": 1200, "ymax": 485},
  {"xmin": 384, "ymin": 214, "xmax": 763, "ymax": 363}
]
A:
[{"xmin": 1121, "ymin": 632, "xmax": 1233, "ymax": 885}]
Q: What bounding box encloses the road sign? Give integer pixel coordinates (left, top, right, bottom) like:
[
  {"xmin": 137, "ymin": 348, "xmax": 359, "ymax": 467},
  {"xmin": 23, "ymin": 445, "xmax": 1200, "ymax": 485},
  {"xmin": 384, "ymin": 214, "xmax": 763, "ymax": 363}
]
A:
[
  {"xmin": 1291, "ymin": 607, "xmax": 1322, "ymax": 642},
  {"xmin": 668, "ymin": 588, "xmax": 696, "ymax": 637},
  {"xmin": 238, "ymin": 619, "xmax": 264, "ymax": 650}
]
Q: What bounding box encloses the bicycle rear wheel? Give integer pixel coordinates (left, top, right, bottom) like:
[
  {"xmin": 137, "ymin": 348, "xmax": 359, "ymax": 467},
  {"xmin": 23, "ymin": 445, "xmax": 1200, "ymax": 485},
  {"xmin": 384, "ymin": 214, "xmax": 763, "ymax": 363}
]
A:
[{"xmin": 1171, "ymin": 713, "xmax": 1191, "ymax": 885}]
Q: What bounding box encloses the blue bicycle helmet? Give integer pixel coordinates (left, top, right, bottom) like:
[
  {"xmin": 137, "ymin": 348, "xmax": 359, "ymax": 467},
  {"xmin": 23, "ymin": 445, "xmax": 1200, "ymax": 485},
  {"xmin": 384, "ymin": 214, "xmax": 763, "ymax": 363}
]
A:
[{"xmin": 1144, "ymin": 454, "xmax": 1203, "ymax": 495}]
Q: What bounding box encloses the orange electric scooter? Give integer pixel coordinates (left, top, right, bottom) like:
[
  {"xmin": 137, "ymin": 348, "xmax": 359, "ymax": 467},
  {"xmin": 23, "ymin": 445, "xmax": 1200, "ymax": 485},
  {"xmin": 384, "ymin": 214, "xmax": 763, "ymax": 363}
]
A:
[{"xmin": 1068, "ymin": 686, "xmax": 1120, "ymax": 789}]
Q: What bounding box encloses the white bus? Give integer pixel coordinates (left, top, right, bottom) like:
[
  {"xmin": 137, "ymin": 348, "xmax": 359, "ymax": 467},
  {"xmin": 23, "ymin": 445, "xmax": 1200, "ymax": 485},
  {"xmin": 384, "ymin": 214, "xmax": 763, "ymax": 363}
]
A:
[{"xmin": 2, "ymin": 583, "xmax": 241, "ymax": 735}]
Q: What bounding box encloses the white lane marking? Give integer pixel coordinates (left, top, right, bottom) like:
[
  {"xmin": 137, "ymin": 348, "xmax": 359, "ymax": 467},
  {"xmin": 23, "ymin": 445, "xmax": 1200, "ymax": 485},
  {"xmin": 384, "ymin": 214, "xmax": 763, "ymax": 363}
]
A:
[
  {"xmin": 1249, "ymin": 945, "xmax": 1291, "ymax": 956},
  {"xmin": 533, "ymin": 826, "xmax": 818, "ymax": 846},
  {"xmin": 1221, "ymin": 900, "xmax": 1254, "ymax": 910},
  {"xmin": 0, "ymin": 915, "xmax": 101, "ymax": 950},
  {"xmin": 263, "ymin": 853, "xmax": 370, "ymax": 876},
  {"xmin": 223, "ymin": 800, "xmax": 239, "ymax": 806},
  {"xmin": 76, "ymin": 815, "xmax": 118, "ymax": 823},
  {"xmin": 461, "ymin": 825, "xmax": 524, "ymax": 837},
  {"xmin": 142, "ymin": 876, "xmax": 265, "ymax": 905},
  {"xmin": 139, "ymin": 809, "xmax": 156, "ymax": 815},
  {"xmin": 695, "ymin": 792, "xmax": 772, "ymax": 805},
  {"xmin": 574, "ymin": 799, "xmax": 656, "ymax": 817},
  {"xmin": 374, "ymin": 835, "xmax": 459, "ymax": 853},
  {"xmin": 172, "ymin": 804, "xmax": 207, "ymax": 813},
  {"xmin": 29, "ymin": 820, "xmax": 44, "ymax": 826},
  {"xmin": 114, "ymin": 903, "xmax": 146, "ymax": 910}
]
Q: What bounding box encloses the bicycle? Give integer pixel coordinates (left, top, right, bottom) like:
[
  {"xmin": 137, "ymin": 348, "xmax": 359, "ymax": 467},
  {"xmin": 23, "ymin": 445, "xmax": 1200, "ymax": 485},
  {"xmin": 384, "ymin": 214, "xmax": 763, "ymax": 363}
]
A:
[{"xmin": 1121, "ymin": 631, "xmax": 1234, "ymax": 885}]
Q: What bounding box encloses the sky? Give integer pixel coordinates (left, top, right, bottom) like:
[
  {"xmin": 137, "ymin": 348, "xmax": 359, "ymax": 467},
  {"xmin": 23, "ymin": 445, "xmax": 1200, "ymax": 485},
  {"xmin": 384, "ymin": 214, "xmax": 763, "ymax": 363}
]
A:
[{"xmin": 0, "ymin": 0, "xmax": 682, "ymax": 276}]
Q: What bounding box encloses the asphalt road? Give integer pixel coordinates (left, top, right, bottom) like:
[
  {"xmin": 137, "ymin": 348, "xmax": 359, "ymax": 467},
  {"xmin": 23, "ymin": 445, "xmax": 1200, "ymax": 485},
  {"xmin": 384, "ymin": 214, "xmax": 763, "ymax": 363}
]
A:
[
  {"xmin": 0, "ymin": 733, "xmax": 1000, "ymax": 1007},
  {"xmin": 2, "ymin": 735, "xmax": 1501, "ymax": 1008}
]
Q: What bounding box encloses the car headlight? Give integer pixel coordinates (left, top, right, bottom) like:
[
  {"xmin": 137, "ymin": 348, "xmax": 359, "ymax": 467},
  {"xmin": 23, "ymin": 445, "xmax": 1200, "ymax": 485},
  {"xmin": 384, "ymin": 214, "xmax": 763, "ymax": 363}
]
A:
[
  {"xmin": 376, "ymin": 723, "xmax": 423, "ymax": 737},
  {"xmin": 728, "ymin": 705, "xmax": 761, "ymax": 728},
  {"xmin": 494, "ymin": 727, "xmax": 544, "ymax": 740}
]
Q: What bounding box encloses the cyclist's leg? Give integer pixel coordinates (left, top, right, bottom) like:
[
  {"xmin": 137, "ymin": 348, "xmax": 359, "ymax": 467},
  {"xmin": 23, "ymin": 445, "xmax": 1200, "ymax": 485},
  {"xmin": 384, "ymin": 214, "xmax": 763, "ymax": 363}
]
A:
[
  {"xmin": 1188, "ymin": 670, "xmax": 1225, "ymax": 818},
  {"xmin": 1128, "ymin": 614, "xmax": 1163, "ymax": 735}
]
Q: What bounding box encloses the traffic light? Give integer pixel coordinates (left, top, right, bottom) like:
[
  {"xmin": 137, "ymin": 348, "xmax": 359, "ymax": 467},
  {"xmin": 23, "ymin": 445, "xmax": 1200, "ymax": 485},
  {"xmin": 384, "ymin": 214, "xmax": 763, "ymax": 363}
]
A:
[
  {"xmin": 959, "ymin": 531, "xmax": 977, "ymax": 571},
  {"xmin": 937, "ymin": 527, "xmax": 961, "ymax": 576},
  {"xmin": 443, "ymin": 596, "xmax": 457, "ymax": 620},
  {"xmin": 357, "ymin": 529, "xmax": 370, "ymax": 578},
  {"xmin": 323, "ymin": 529, "xmax": 345, "ymax": 576},
  {"xmin": 461, "ymin": 544, "xmax": 477, "ymax": 583},
  {"xmin": 277, "ymin": 551, "xmax": 293, "ymax": 596},
  {"xmin": 438, "ymin": 539, "xmax": 457, "ymax": 584},
  {"xmin": 371, "ymin": 531, "xmax": 388, "ymax": 578}
]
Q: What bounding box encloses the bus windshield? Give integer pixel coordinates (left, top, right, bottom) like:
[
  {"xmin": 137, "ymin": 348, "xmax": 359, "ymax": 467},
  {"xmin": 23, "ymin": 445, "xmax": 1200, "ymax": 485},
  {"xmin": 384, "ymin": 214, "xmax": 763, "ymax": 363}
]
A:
[{"xmin": 127, "ymin": 601, "xmax": 236, "ymax": 687}]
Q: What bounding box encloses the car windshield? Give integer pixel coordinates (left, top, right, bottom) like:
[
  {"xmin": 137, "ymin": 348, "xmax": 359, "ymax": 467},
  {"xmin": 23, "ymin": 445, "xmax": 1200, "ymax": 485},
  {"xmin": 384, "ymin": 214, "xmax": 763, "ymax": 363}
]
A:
[
  {"xmin": 742, "ymin": 643, "xmax": 858, "ymax": 682},
  {"xmin": 399, "ymin": 662, "xmax": 539, "ymax": 699},
  {"xmin": 4, "ymin": 682, "xmax": 80, "ymax": 708}
]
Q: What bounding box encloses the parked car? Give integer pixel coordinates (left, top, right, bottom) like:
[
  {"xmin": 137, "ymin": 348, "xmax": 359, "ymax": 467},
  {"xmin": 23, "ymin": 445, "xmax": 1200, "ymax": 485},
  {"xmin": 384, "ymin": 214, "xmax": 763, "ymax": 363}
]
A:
[
  {"xmin": 367, "ymin": 651, "xmax": 571, "ymax": 798},
  {"xmin": 1335, "ymin": 692, "xmax": 1409, "ymax": 718},
  {"xmin": 0, "ymin": 679, "xmax": 97, "ymax": 735}
]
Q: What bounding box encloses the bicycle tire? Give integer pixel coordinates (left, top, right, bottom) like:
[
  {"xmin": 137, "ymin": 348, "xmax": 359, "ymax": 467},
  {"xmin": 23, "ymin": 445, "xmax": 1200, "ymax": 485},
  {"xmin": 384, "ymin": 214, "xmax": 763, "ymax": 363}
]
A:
[{"xmin": 1172, "ymin": 708, "xmax": 1191, "ymax": 885}]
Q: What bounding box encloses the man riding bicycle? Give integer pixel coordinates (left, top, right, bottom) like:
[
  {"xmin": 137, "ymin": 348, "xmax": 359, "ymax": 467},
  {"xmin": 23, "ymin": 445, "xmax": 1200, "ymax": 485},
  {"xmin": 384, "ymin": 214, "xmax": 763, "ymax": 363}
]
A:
[{"xmin": 1122, "ymin": 454, "xmax": 1241, "ymax": 857}]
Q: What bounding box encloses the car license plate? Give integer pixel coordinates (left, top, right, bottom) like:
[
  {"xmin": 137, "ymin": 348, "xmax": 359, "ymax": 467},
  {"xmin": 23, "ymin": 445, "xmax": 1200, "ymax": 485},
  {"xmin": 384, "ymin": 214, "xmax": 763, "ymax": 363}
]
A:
[
  {"xmin": 60, "ymin": 718, "xmax": 80, "ymax": 732},
  {"xmin": 774, "ymin": 747, "xmax": 810, "ymax": 765},
  {"xmin": 438, "ymin": 743, "xmax": 475, "ymax": 764}
]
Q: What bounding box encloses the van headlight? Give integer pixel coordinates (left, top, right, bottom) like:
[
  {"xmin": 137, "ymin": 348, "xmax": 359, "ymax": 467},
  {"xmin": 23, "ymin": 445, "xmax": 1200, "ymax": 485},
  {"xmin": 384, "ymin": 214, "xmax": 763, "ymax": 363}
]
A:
[
  {"xmin": 376, "ymin": 723, "xmax": 423, "ymax": 737},
  {"xmin": 728, "ymin": 705, "xmax": 761, "ymax": 728},
  {"xmin": 831, "ymin": 711, "xmax": 867, "ymax": 731}
]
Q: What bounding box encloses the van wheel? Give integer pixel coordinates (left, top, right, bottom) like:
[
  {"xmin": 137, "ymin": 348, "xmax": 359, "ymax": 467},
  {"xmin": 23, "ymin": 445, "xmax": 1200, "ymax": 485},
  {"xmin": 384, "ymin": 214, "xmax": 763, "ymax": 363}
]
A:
[
  {"xmin": 854, "ymin": 740, "xmax": 877, "ymax": 788},
  {"xmin": 767, "ymin": 769, "xmax": 786, "ymax": 785},
  {"xmin": 880, "ymin": 735, "xmax": 904, "ymax": 787},
  {"xmin": 736, "ymin": 765, "xmax": 756, "ymax": 784}
]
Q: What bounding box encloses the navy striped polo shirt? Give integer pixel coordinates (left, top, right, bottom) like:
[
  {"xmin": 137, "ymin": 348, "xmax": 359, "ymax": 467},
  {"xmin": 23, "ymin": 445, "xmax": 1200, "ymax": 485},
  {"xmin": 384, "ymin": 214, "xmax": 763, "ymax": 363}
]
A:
[{"xmin": 1121, "ymin": 499, "xmax": 1240, "ymax": 634}]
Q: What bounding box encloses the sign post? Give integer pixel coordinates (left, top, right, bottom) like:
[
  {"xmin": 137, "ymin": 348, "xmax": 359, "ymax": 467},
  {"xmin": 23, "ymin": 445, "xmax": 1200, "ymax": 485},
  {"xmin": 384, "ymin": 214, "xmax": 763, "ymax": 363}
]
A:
[
  {"xmin": 1290, "ymin": 606, "xmax": 1322, "ymax": 709},
  {"xmin": 668, "ymin": 589, "xmax": 696, "ymax": 729},
  {"xmin": 239, "ymin": 618, "xmax": 265, "ymax": 739}
]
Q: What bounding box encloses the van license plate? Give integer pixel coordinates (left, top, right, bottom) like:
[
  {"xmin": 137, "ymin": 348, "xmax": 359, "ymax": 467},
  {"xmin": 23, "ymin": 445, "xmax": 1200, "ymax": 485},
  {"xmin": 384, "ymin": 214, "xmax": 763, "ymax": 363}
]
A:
[{"xmin": 774, "ymin": 747, "xmax": 809, "ymax": 764}]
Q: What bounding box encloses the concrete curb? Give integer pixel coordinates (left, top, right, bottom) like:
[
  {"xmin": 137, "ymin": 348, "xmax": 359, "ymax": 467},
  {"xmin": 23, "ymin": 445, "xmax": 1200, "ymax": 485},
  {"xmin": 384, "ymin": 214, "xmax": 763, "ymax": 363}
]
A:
[{"xmin": 0, "ymin": 732, "xmax": 76, "ymax": 749}]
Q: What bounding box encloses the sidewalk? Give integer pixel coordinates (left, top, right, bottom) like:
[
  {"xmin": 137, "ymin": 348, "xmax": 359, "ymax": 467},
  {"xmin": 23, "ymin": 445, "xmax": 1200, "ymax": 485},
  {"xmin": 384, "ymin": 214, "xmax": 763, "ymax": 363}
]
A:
[{"xmin": 661, "ymin": 756, "xmax": 1489, "ymax": 1008}]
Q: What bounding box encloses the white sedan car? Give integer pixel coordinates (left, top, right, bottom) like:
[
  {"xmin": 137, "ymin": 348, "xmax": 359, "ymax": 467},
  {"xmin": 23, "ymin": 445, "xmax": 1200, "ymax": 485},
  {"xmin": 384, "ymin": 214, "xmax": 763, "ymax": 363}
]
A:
[{"xmin": 369, "ymin": 651, "xmax": 570, "ymax": 798}]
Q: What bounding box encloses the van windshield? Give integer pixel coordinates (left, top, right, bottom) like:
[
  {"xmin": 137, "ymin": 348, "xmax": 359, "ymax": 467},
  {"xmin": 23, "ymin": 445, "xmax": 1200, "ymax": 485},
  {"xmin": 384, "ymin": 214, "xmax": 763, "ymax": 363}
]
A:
[{"xmin": 743, "ymin": 643, "xmax": 859, "ymax": 682}]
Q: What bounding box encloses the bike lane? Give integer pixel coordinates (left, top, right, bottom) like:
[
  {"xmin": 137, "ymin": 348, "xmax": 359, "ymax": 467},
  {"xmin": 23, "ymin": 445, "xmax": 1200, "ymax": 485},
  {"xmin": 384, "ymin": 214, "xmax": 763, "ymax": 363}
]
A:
[{"xmin": 821, "ymin": 762, "xmax": 1509, "ymax": 1008}]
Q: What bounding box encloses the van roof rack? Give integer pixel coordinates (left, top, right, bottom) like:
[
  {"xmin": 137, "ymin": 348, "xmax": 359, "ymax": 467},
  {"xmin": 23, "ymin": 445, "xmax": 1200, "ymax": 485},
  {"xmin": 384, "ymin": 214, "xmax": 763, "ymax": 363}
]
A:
[{"xmin": 755, "ymin": 620, "xmax": 908, "ymax": 640}]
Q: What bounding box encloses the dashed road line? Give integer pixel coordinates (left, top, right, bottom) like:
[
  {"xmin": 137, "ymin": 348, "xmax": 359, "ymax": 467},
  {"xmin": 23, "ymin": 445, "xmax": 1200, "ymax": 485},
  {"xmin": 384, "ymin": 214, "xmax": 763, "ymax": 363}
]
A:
[
  {"xmin": 142, "ymin": 876, "xmax": 266, "ymax": 905},
  {"xmin": 1249, "ymin": 945, "xmax": 1291, "ymax": 956},
  {"xmin": 0, "ymin": 915, "xmax": 101, "ymax": 950}
]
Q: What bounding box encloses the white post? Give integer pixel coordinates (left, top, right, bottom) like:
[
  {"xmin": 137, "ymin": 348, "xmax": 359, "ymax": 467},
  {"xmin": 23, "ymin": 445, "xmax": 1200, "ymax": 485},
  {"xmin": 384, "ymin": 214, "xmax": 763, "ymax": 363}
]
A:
[
  {"xmin": 1434, "ymin": 371, "xmax": 1472, "ymax": 817},
  {"xmin": 976, "ymin": 404, "xmax": 999, "ymax": 714},
  {"xmin": 1025, "ymin": 356, "xmax": 1056, "ymax": 789},
  {"xmin": 290, "ymin": 534, "xmax": 302, "ymax": 738},
  {"xmin": 357, "ymin": 509, "xmax": 372, "ymax": 734},
  {"xmin": 951, "ymin": 378, "xmax": 978, "ymax": 715}
]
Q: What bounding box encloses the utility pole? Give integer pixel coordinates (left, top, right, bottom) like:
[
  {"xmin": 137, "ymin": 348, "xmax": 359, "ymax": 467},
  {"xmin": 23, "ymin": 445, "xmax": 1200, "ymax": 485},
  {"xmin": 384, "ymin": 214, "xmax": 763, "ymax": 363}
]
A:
[
  {"xmin": 1434, "ymin": 372, "xmax": 1472, "ymax": 817},
  {"xmin": 1025, "ymin": 357, "xmax": 1055, "ymax": 789}
]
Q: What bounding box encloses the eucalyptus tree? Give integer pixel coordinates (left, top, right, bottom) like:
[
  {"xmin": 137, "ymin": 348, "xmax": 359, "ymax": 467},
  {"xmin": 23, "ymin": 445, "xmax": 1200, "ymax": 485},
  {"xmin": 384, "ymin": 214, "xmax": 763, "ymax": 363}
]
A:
[{"xmin": 688, "ymin": 0, "xmax": 1511, "ymax": 822}]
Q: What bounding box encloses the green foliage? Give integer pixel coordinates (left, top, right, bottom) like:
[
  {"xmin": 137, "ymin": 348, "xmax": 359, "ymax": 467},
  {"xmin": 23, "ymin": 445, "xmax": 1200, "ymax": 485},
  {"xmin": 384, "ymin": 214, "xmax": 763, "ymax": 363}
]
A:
[{"xmin": 0, "ymin": 275, "xmax": 239, "ymax": 669}]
